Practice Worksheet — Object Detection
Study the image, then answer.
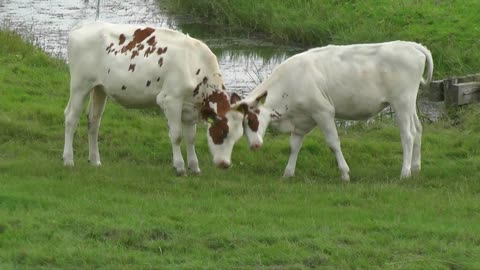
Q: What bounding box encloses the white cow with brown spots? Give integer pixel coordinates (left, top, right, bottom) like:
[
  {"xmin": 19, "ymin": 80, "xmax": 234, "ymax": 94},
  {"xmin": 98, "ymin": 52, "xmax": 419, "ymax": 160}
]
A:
[
  {"xmin": 237, "ymin": 41, "xmax": 433, "ymax": 181},
  {"xmin": 63, "ymin": 21, "xmax": 245, "ymax": 175}
]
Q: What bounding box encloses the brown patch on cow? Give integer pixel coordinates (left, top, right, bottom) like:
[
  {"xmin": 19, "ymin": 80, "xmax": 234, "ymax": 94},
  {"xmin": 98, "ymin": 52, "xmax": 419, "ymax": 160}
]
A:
[
  {"xmin": 114, "ymin": 51, "xmax": 118, "ymax": 55},
  {"xmin": 131, "ymin": 50, "xmax": 139, "ymax": 59},
  {"xmin": 196, "ymin": 68, "xmax": 201, "ymax": 75},
  {"xmin": 158, "ymin": 57, "xmax": 163, "ymax": 67},
  {"xmin": 200, "ymin": 107, "xmax": 229, "ymax": 145},
  {"xmin": 205, "ymin": 91, "xmax": 230, "ymax": 117},
  {"xmin": 247, "ymin": 112, "xmax": 259, "ymax": 131},
  {"xmin": 121, "ymin": 41, "xmax": 135, "ymax": 53},
  {"xmin": 121, "ymin": 85, "xmax": 127, "ymax": 90},
  {"xmin": 193, "ymin": 82, "xmax": 201, "ymax": 97},
  {"xmin": 222, "ymin": 84, "xmax": 226, "ymax": 90},
  {"xmin": 133, "ymin": 27, "xmax": 155, "ymax": 42},
  {"xmin": 156, "ymin": 47, "xmax": 167, "ymax": 55},
  {"xmin": 200, "ymin": 92, "xmax": 232, "ymax": 144},
  {"xmin": 203, "ymin": 76, "xmax": 208, "ymax": 84},
  {"xmin": 146, "ymin": 80, "xmax": 151, "ymax": 87},
  {"xmin": 128, "ymin": 64, "xmax": 136, "ymax": 72},
  {"xmin": 119, "ymin": 34, "xmax": 126, "ymax": 45},
  {"xmin": 146, "ymin": 36, "xmax": 156, "ymax": 46},
  {"xmin": 106, "ymin": 43, "xmax": 114, "ymax": 52},
  {"xmin": 137, "ymin": 44, "xmax": 145, "ymax": 50},
  {"xmin": 120, "ymin": 27, "xmax": 155, "ymax": 54},
  {"xmin": 144, "ymin": 47, "xmax": 156, "ymax": 57},
  {"xmin": 209, "ymin": 118, "xmax": 229, "ymax": 144},
  {"xmin": 157, "ymin": 77, "xmax": 161, "ymax": 82},
  {"xmin": 200, "ymin": 106, "xmax": 216, "ymax": 121}
]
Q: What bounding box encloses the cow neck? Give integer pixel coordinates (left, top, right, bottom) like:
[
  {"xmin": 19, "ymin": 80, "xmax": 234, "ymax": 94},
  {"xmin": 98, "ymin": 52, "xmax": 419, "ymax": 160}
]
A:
[{"xmin": 192, "ymin": 65, "xmax": 230, "ymax": 116}]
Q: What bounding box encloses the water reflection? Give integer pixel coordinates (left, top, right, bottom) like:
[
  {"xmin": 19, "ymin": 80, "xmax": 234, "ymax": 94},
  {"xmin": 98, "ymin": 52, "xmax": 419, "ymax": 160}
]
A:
[
  {"xmin": 0, "ymin": 0, "xmax": 297, "ymax": 96},
  {"xmin": 0, "ymin": 0, "xmax": 443, "ymax": 120}
]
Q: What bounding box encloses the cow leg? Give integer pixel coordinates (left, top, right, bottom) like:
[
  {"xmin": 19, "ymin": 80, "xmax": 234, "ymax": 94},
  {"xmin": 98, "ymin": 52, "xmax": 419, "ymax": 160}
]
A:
[
  {"xmin": 313, "ymin": 112, "xmax": 350, "ymax": 182},
  {"xmin": 394, "ymin": 106, "xmax": 416, "ymax": 179},
  {"xmin": 283, "ymin": 131, "xmax": 305, "ymax": 178},
  {"xmin": 183, "ymin": 123, "xmax": 200, "ymax": 175},
  {"xmin": 87, "ymin": 86, "xmax": 107, "ymax": 166},
  {"xmin": 411, "ymin": 112, "xmax": 422, "ymax": 174},
  {"xmin": 157, "ymin": 96, "xmax": 186, "ymax": 175},
  {"xmin": 63, "ymin": 82, "xmax": 90, "ymax": 166}
]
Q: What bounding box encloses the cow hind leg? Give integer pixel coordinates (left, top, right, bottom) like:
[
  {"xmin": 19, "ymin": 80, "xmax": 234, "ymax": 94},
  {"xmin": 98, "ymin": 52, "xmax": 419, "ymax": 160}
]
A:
[
  {"xmin": 411, "ymin": 111, "xmax": 422, "ymax": 174},
  {"xmin": 63, "ymin": 81, "xmax": 90, "ymax": 166},
  {"xmin": 87, "ymin": 86, "xmax": 107, "ymax": 166},
  {"xmin": 313, "ymin": 112, "xmax": 350, "ymax": 182},
  {"xmin": 393, "ymin": 102, "xmax": 417, "ymax": 179},
  {"xmin": 157, "ymin": 95, "xmax": 186, "ymax": 175}
]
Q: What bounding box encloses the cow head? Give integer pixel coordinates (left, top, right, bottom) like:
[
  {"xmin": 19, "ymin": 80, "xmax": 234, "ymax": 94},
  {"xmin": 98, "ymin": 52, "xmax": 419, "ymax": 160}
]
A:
[
  {"xmin": 199, "ymin": 74, "xmax": 245, "ymax": 169},
  {"xmin": 234, "ymin": 92, "xmax": 269, "ymax": 150}
]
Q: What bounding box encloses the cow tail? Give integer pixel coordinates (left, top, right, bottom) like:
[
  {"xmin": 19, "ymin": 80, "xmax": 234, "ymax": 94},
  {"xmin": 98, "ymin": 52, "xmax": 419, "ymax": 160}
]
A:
[{"xmin": 414, "ymin": 43, "xmax": 433, "ymax": 87}]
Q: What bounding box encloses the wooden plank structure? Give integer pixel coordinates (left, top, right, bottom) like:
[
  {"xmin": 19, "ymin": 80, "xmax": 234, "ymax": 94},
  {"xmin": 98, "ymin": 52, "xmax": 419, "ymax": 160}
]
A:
[{"xmin": 429, "ymin": 73, "xmax": 480, "ymax": 106}]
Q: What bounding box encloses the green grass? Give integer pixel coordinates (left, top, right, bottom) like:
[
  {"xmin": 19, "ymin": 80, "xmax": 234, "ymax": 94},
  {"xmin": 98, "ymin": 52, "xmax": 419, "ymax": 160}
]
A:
[
  {"xmin": 164, "ymin": 0, "xmax": 480, "ymax": 78},
  {"xmin": 2, "ymin": 30, "xmax": 480, "ymax": 269}
]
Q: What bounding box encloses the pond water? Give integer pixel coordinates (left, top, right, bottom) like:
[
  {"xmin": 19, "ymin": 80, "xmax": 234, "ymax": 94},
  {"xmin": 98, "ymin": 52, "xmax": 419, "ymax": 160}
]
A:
[
  {"xmin": 0, "ymin": 0, "xmax": 299, "ymax": 97},
  {"xmin": 0, "ymin": 0, "xmax": 443, "ymax": 120}
]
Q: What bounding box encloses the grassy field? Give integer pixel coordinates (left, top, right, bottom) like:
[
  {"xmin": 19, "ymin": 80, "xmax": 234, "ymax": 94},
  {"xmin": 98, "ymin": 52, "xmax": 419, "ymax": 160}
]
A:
[
  {"xmin": 1, "ymin": 28, "xmax": 480, "ymax": 270},
  {"xmin": 165, "ymin": 0, "xmax": 480, "ymax": 78}
]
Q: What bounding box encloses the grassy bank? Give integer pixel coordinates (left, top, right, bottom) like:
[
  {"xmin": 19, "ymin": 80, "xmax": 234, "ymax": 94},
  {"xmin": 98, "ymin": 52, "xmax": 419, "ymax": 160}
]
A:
[
  {"xmin": 165, "ymin": 0, "xmax": 480, "ymax": 78},
  {"xmin": 2, "ymin": 31, "xmax": 480, "ymax": 269}
]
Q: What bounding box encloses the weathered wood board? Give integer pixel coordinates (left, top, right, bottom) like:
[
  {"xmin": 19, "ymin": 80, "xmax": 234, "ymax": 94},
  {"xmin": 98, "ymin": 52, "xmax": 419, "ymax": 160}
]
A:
[{"xmin": 429, "ymin": 73, "xmax": 480, "ymax": 106}]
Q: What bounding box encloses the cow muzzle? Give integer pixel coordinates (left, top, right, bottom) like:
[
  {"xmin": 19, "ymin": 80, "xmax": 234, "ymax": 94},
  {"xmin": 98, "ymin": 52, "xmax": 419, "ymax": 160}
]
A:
[
  {"xmin": 215, "ymin": 160, "xmax": 231, "ymax": 169},
  {"xmin": 250, "ymin": 142, "xmax": 262, "ymax": 150}
]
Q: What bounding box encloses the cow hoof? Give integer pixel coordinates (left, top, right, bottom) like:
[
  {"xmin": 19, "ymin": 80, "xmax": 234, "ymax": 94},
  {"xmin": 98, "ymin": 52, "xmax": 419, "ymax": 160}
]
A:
[
  {"xmin": 190, "ymin": 169, "xmax": 201, "ymax": 176},
  {"xmin": 400, "ymin": 170, "xmax": 411, "ymax": 179},
  {"xmin": 341, "ymin": 174, "xmax": 350, "ymax": 182},
  {"xmin": 411, "ymin": 165, "xmax": 421, "ymax": 175},
  {"xmin": 88, "ymin": 160, "xmax": 102, "ymax": 167},
  {"xmin": 188, "ymin": 162, "xmax": 200, "ymax": 175},
  {"xmin": 282, "ymin": 172, "xmax": 294, "ymax": 178},
  {"xmin": 175, "ymin": 169, "xmax": 187, "ymax": 176},
  {"xmin": 64, "ymin": 160, "xmax": 74, "ymax": 167}
]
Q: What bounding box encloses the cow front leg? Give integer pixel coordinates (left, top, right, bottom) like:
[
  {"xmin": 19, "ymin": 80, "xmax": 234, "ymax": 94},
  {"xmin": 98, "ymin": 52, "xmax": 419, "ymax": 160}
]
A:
[
  {"xmin": 158, "ymin": 97, "xmax": 186, "ymax": 175},
  {"xmin": 87, "ymin": 86, "xmax": 107, "ymax": 166},
  {"xmin": 283, "ymin": 132, "xmax": 305, "ymax": 178},
  {"xmin": 63, "ymin": 83, "xmax": 89, "ymax": 167},
  {"xmin": 183, "ymin": 123, "xmax": 200, "ymax": 175},
  {"xmin": 314, "ymin": 112, "xmax": 350, "ymax": 182}
]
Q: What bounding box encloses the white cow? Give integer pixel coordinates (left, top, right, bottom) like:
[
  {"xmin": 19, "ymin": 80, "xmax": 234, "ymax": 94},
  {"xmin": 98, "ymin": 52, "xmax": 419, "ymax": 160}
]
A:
[
  {"xmin": 237, "ymin": 41, "xmax": 433, "ymax": 181},
  {"xmin": 63, "ymin": 21, "xmax": 245, "ymax": 175}
]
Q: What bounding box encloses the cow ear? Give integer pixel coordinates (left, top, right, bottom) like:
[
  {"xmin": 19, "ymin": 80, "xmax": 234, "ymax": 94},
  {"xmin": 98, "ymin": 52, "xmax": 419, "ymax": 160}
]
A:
[
  {"xmin": 235, "ymin": 103, "xmax": 249, "ymax": 115},
  {"xmin": 256, "ymin": 92, "xmax": 267, "ymax": 105},
  {"xmin": 230, "ymin": 92, "xmax": 241, "ymax": 104}
]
